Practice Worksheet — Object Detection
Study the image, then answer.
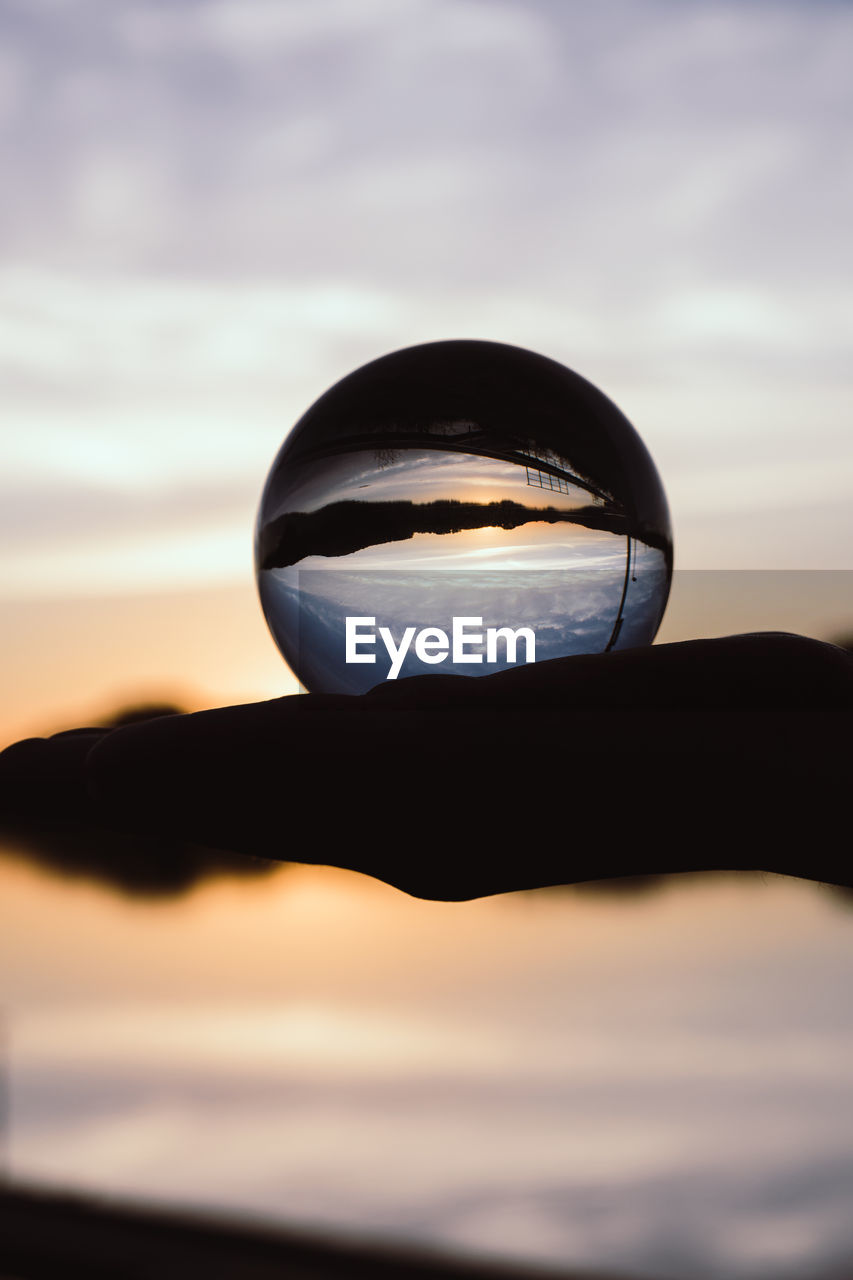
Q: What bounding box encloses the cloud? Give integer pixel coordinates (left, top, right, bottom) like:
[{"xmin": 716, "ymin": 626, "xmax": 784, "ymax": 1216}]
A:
[
  {"xmin": 0, "ymin": 0, "xmax": 850, "ymax": 590},
  {"xmin": 11, "ymin": 992, "xmax": 853, "ymax": 1277},
  {"xmin": 2, "ymin": 0, "xmax": 848, "ymax": 291},
  {"xmin": 258, "ymin": 550, "xmax": 669, "ymax": 692}
]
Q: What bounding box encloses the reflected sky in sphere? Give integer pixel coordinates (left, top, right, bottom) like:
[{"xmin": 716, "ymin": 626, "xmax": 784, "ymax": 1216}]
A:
[{"xmin": 256, "ymin": 341, "xmax": 673, "ymax": 694}]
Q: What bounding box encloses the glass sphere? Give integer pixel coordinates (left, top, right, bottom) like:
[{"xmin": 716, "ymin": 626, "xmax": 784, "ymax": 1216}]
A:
[{"xmin": 255, "ymin": 340, "xmax": 673, "ymax": 694}]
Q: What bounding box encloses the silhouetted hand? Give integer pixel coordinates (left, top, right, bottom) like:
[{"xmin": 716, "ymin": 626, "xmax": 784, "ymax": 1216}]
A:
[{"xmin": 1, "ymin": 634, "xmax": 850, "ymax": 899}]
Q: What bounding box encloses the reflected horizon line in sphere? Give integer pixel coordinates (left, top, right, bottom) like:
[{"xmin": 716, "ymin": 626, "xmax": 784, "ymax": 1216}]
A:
[{"xmin": 255, "ymin": 340, "xmax": 673, "ymax": 695}]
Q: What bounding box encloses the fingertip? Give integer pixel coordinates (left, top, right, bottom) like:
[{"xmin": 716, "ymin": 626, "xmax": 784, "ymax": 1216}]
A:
[{"xmin": 0, "ymin": 731, "xmax": 107, "ymax": 819}]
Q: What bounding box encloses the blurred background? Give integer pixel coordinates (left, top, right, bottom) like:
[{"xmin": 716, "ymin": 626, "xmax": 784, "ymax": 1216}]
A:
[{"xmin": 1, "ymin": 1, "xmax": 852, "ymax": 1277}]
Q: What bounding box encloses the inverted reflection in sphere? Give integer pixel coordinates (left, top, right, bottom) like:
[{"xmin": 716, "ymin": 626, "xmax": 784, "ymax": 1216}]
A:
[{"xmin": 255, "ymin": 340, "xmax": 673, "ymax": 694}]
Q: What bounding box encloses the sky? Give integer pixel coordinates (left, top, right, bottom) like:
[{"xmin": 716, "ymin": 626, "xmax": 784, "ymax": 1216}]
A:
[
  {"xmin": 1, "ymin": 9, "xmax": 852, "ymax": 1272},
  {"xmin": 5, "ymin": 862, "xmax": 853, "ymax": 1278},
  {"xmin": 1, "ymin": 0, "xmax": 851, "ymax": 733}
]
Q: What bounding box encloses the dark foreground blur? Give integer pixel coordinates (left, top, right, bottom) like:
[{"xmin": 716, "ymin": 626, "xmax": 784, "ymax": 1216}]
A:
[{"xmin": 0, "ymin": 1184, "xmax": 634, "ymax": 1280}]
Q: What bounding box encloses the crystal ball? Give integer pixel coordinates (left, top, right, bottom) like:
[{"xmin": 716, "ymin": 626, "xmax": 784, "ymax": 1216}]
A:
[{"xmin": 255, "ymin": 339, "xmax": 673, "ymax": 694}]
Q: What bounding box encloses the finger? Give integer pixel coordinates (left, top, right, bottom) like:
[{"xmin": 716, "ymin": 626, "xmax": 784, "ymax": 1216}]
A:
[
  {"xmin": 0, "ymin": 731, "xmax": 108, "ymax": 820},
  {"xmin": 84, "ymin": 647, "xmax": 850, "ymax": 898},
  {"xmin": 365, "ymin": 633, "xmax": 853, "ymax": 711},
  {"xmin": 2, "ymin": 635, "xmax": 849, "ymax": 898}
]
